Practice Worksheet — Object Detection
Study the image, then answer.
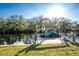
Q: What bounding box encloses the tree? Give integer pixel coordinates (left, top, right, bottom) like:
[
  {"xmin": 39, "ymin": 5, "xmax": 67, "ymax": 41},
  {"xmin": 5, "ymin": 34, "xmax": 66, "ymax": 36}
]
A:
[
  {"xmin": 50, "ymin": 17, "xmax": 72, "ymax": 33},
  {"xmin": 0, "ymin": 17, "xmax": 6, "ymax": 33},
  {"xmin": 58, "ymin": 17, "xmax": 72, "ymax": 33},
  {"xmin": 6, "ymin": 15, "xmax": 28, "ymax": 31}
]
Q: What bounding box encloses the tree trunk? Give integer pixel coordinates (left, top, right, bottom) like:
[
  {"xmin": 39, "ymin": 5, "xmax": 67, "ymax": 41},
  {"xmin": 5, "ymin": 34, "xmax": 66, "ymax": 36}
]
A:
[
  {"xmin": 10, "ymin": 36, "xmax": 12, "ymax": 45},
  {"xmin": 34, "ymin": 32, "xmax": 37, "ymax": 44},
  {"xmin": 73, "ymin": 32, "xmax": 76, "ymax": 43}
]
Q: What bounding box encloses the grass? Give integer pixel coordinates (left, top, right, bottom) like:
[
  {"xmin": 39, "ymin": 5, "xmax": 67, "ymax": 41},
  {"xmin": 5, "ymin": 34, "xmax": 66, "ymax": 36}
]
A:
[{"xmin": 0, "ymin": 43, "xmax": 79, "ymax": 56}]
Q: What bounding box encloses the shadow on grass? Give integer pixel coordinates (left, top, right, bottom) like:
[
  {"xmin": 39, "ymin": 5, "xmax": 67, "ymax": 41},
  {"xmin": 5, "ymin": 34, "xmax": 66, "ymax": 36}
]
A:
[
  {"xmin": 30, "ymin": 45, "xmax": 68, "ymax": 51},
  {"xmin": 15, "ymin": 37, "xmax": 71, "ymax": 56},
  {"xmin": 15, "ymin": 44, "xmax": 40, "ymax": 56},
  {"xmin": 70, "ymin": 42, "xmax": 79, "ymax": 46},
  {"xmin": 15, "ymin": 43, "xmax": 69, "ymax": 56}
]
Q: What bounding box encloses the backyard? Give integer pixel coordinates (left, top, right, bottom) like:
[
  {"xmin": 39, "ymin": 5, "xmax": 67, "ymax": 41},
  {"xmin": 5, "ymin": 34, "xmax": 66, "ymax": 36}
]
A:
[
  {"xmin": 0, "ymin": 3, "xmax": 79, "ymax": 56},
  {"xmin": 0, "ymin": 43, "xmax": 79, "ymax": 56}
]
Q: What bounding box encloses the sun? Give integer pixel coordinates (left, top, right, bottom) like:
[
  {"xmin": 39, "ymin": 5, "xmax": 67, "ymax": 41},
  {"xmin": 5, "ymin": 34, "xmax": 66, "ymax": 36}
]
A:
[{"xmin": 45, "ymin": 5, "xmax": 66, "ymax": 18}]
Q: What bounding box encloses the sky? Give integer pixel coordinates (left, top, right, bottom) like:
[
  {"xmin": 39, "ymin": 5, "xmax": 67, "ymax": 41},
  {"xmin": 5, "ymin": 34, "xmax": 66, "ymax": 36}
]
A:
[{"xmin": 0, "ymin": 3, "xmax": 79, "ymax": 21}]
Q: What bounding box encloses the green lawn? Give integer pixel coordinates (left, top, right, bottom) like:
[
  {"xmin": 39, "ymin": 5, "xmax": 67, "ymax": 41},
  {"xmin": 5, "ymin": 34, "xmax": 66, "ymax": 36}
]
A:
[{"xmin": 0, "ymin": 43, "xmax": 79, "ymax": 56}]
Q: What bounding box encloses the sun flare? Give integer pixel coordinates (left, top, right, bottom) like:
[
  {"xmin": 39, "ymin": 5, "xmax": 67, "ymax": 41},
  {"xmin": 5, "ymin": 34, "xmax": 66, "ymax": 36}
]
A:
[{"xmin": 45, "ymin": 5, "xmax": 66, "ymax": 18}]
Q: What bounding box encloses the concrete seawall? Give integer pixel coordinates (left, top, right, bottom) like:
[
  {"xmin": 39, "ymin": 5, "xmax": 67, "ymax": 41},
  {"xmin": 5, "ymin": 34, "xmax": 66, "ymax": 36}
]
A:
[{"xmin": 36, "ymin": 38, "xmax": 63, "ymax": 44}]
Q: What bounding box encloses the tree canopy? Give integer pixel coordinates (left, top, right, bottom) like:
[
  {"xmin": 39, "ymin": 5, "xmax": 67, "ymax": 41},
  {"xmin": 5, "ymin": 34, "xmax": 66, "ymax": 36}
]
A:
[{"xmin": 0, "ymin": 15, "xmax": 79, "ymax": 34}]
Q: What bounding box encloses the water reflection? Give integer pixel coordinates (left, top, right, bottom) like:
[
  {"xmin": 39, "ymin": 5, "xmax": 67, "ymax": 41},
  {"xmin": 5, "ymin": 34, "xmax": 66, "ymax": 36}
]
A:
[{"xmin": 0, "ymin": 34, "xmax": 34, "ymax": 45}]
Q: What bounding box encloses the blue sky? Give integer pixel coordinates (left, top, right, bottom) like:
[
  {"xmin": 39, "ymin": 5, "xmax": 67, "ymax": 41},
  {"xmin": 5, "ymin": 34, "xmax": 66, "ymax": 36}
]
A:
[{"xmin": 0, "ymin": 3, "xmax": 79, "ymax": 21}]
